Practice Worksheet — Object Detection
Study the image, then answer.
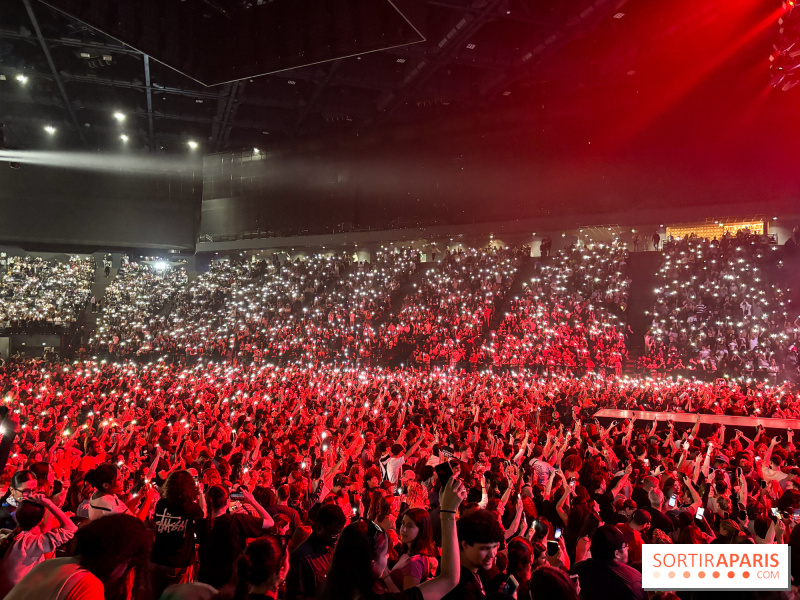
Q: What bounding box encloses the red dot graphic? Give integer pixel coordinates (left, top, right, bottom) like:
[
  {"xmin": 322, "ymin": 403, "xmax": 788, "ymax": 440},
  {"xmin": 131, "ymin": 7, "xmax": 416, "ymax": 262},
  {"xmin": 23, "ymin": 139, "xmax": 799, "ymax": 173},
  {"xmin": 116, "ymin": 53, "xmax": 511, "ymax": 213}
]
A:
[
  {"xmin": 728, "ymin": 571, "xmax": 735, "ymax": 579},
  {"xmin": 668, "ymin": 571, "xmax": 676, "ymax": 579},
  {"xmin": 712, "ymin": 571, "xmax": 720, "ymax": 579},
  {"xmin": 699, "ymin": 572, "xmax": 706, "ymax": 579},
  {"xmin": 683, "ymin": 571, "xmax": 691, "ymax": 579},
  {"xmin": 743, "ymin": 572, "xmax": 750, "ymax": 579}
]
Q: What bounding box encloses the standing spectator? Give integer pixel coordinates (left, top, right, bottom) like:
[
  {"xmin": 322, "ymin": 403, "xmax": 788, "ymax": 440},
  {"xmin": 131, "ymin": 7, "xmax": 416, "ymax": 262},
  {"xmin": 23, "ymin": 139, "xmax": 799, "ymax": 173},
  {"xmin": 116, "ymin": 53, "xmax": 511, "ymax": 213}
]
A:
[
  {"xmin": 441, "ymin": 509, "xmax": 505, "ymax": 600},
  {"xmin": 389, "ymin": 508, "xmax": 439, "ymax": 590},
  {"xmin": 150, "ymin": 471, "xmax": 207, "ymax": 598},
  {"xmin": 570, "ymin": 525, "xmax": 645, "ymax": 600},
  {"xmin": 5, "ymin": 514, "xmax": 151, "ymax": 600},
  {"xmin": 285, "ymin": 504, "xmax": 347, "ymax": 600},
  {"xmin": 319, "ymin": 478, "xmax": 466, "ymax": 600},
  {"xmin": 0, "ymin": 495, "xmax": 77, "ymax": 596},
  {"xmin": 197, "ymin": 485, "xmax": 275, "ymax": 590}
]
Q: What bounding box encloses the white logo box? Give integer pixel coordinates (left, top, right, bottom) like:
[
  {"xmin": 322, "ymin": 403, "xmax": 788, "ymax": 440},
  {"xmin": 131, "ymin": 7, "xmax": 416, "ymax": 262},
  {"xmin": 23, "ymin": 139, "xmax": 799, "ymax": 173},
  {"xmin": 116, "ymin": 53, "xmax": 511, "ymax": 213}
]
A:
[{"xmin": 642, "ymin": 544, "xmax": 790, "ymax": 591}]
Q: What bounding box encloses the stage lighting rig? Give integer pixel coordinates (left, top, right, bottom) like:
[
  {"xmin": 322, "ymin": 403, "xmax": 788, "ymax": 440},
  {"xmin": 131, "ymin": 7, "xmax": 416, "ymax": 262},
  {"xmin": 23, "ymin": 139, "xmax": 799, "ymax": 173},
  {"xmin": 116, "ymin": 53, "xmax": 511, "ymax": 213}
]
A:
[{"xmin": 771, "ymin": 1, "xmax": 800, "ymax": 91}]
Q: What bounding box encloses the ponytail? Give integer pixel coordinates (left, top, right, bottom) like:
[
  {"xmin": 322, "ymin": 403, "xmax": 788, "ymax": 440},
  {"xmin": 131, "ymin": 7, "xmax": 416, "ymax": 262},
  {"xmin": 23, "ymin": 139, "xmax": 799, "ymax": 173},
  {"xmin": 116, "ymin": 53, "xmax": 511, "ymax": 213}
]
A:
[{"xmin": 232, "ymin": 553, "xmax": 252, "ymax": 600}]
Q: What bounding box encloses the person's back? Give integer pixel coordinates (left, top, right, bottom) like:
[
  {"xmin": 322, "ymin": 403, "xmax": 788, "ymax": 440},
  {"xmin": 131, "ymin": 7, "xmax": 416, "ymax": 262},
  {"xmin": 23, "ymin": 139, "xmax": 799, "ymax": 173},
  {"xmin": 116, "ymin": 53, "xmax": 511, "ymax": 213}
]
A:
[
  {"xmin": 570, "ymin": 525, "xmax": 645, "ymax": 600},
  {"xmin": 198, "ymin": 511, "xmax": 266, "ymax": 589},
  {"xmin": 4, "ymin": 557, "xmax": 104, "ymax": 600}
]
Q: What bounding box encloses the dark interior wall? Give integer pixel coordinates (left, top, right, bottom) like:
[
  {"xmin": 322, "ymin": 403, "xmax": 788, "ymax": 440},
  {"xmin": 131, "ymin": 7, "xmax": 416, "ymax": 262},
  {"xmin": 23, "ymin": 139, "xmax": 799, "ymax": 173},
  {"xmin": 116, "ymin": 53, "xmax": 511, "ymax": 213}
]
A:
[{"xmin": 0, "ymin": 163, "xmax": 201, "ymax": 250}]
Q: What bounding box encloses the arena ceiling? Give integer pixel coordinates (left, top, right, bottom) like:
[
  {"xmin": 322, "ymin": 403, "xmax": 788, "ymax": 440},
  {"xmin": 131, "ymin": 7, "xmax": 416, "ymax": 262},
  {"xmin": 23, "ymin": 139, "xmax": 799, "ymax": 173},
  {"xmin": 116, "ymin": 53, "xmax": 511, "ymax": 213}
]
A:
[
  {"xmin": 0, "ymin": 0, "xmax": 662, "ymax": 153},
  {"xmin": 1, "ymin": 0, "xmax": 798, "ymax": 223}
]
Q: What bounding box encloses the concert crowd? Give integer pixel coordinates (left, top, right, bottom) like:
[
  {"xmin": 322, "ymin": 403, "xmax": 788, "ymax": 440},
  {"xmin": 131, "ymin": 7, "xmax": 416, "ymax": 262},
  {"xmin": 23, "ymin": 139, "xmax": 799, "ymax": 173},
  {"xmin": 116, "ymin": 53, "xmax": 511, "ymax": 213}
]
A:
[
  {"xmin": 0, "ymin": 232, "xmax": 797, "ymax": 599},
  {"xmin": 0, "ymin": 357, "xmax": 798, "ymax": 600}
]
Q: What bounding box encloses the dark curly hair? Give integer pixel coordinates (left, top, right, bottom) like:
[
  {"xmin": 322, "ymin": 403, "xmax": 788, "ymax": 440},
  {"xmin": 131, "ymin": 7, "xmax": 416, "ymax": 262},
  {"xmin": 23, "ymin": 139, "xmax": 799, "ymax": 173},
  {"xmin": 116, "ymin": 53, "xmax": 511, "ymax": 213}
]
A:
[{"xmin": 163, "ymin": 470, "xmax": 198, "ymax": 511}]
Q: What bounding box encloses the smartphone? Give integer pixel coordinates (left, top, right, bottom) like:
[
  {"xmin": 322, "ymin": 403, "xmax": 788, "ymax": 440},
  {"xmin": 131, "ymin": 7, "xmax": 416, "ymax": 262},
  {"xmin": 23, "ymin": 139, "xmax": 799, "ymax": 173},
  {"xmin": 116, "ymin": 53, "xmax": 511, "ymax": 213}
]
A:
[
  {"xmin": 435, "ymin": 461, "xmax": 454, "ymax": 487},
  {"xmin": 554, "ymin": 528, "xmax": 562, "ymax": 540},
  {"xmin": 668, "ymin": 495, "xmax": 677, "ymax": 508},
  {"xmin": 771, "ymin": 507, "xmax": 780, "ymax": 518},
  {"xmin": 230, "ymin": 491, "xmax": 244, "ymax": 500},
  {"xmin": 547, "ymin": 540, "xmax": 559, "ymax": 556},
  {"xmin": 696, "ymin": 507, "xmax": 705, "ymax": 519},
  {"xmin": 499, "ymin": 575, "xmax": 519, "ymax": 595},
  {"xmin": 683, "ymin": 441, "xmax": 690, "ymax": 450}
]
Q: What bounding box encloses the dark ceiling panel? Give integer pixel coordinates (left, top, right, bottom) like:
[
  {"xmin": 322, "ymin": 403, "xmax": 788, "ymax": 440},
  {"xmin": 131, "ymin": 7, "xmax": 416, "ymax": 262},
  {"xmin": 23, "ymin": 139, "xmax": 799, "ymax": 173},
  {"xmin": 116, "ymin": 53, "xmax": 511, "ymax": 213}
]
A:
[{"xmin": 37, "ymin": 0, "xmax": 427, "ymax": 86}]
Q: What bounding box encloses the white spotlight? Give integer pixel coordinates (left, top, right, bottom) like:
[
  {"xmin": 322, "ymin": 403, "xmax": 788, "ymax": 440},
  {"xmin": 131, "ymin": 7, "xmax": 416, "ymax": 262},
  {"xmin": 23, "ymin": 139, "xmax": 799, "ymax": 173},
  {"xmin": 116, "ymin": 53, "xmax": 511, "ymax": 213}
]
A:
[
  {"xmin": 113, "ymin": 111, "xmax": 126, "ymax": 122},
  {"xmin": 120, "ymin": 134, "xmax": 129, "ymax": 142},
  {"xmin": 44, "ymin": 125, "xmax": 56, "ymax": 135},
  {"xmin": 15, "ymin": 74, "xmax": 28, "ymax": 84},
  {"xmin": 187, "ymin": 140, "xmax": 199, "ymax": 150}
]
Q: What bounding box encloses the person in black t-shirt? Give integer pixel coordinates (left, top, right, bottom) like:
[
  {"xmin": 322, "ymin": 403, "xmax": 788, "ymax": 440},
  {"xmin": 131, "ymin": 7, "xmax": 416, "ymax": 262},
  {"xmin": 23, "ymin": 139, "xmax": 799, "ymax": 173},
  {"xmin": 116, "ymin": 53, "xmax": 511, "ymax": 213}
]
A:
[
  {"xmin": 441, "ymin": 509, "xmax": 506, "ymax": 600},
  {"xmin": 570, "ymin": 525, "xmax": 645, "ymax": 600},
  {"xmin": 197, "ymin": 484, "xmax": 275, "ymax": 590},
  {"xmin": 285, "ymin": 504, "xmax": 347, "ymax": 600},
  {"xmin": 150, "ymin": 470, "xmax": 207, "ymax": 599}
]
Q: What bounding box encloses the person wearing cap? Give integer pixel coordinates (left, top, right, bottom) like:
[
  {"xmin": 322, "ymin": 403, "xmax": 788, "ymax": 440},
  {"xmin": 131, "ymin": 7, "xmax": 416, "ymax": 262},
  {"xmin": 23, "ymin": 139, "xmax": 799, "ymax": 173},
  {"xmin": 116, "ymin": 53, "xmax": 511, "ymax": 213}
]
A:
[{"xmin": 570, "ymin": 525, "xmax": 646, "ymax": 600}]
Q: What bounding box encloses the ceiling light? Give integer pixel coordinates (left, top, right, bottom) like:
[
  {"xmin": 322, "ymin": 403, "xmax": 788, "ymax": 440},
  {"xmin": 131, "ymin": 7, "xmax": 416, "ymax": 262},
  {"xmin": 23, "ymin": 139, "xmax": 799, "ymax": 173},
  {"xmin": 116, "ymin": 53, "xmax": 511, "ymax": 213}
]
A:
[
  {"xmin": 15, "ymin": 74, "xmax": 28, "ymax": 84},
  {"xmin": 396, "ymin": 58, "xmax": 406, "ymax": 64},
  {"xmin": 80, "ymin": 52, "xmax": 91, "ymax": 58},
  {"xmin": 466, "ymin": 43, "xmax": 476, "ymax": 50},
  {"xmin": 502, "ymin": 91, "xmax": 511, "ymax": 96},
  {"xmin": 120, "ymin": 134, "xmax": 129, "ymax": 142},
  {"xmin": 187, "ymin": 140, "xmax": 198, "ymax": 149},
  {"xmin": 253, "ymin": 148, "xmax": 259, "ymax": 154},
  {"xmin": 613, "ymin": 12, "xmax": 625, "ymax": 18},
  {"xmin": 44, "ymin": 125, "xmax": 56, "ymax": 134},
  {"xmin": 287, "ymin": 80, "xmax": 296, "ymax": 85},
  {"xmin": 113, "ymin": 111, "xmax": 126, "ymax": 122}
]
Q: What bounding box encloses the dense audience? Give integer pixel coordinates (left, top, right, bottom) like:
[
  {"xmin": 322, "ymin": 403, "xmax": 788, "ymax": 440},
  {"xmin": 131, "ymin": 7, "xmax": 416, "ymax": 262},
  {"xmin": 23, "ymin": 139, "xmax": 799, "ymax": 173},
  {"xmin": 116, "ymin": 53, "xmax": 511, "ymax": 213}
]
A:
[
  {"xmin": 641, "ymin": 231, "xmax": 799, "ymax": 380},
  {"xmin": 483, "ymin": 243, "xmax": 630, "ymax": 373},
  {"xmin": 94, "ymin": 261, "xmax": 188, "ymax": 355},
  {"xmin": 389, "ymin": 246, "xmax": 523, "ymax": 368},
  {"xmin": 0, "ymin": 357, "xmax": 799, "ymax": 599},
  {"xmin": 0, "ymin": 256, "xmax": 94, "ymax": 329}
]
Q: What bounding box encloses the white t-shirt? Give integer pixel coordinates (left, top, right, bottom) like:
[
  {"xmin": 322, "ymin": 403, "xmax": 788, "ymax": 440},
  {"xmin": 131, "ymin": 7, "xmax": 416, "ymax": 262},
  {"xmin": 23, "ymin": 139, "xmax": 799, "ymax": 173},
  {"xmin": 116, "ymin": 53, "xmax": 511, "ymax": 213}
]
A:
[
  {"xmin": 385, "ymin": 456, "xmax": 405, "ymax": 484},
  {"xmin": 88, "ymin": 494, "xmax": 132, "ymax": 521}
]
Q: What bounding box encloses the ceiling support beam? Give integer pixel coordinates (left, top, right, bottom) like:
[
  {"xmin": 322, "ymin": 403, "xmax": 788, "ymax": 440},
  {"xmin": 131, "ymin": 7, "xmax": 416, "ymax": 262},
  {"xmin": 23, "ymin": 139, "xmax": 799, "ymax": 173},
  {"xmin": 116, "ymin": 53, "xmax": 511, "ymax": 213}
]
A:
[
  {"xmin": 214, "ymin": 81, "xmax": 240, "ymax": 152},
  {"xmin": 369, "ymin": 0, "xmax": 505, "ymax": 127},
  {"xmin": 293, "ymin": 59, "xmax": 342, "ymax": 135},
  {"xmin": 143, "ymin": 55, "xmax": 155, "ymax": 152},
  {"xmin": 21, "ymin": 0, "xmax": 86, "ymax": 145},
  {"xmin": 480, "ymin": 0, "xmax": 618, "ymax": 99},
  {"xmin": 0, "ymin": 28, "xmax": 141, "ymax": 55},
  {"xmin": 427, "ymin": 0, "xmax": 553, "ymax": 27}
]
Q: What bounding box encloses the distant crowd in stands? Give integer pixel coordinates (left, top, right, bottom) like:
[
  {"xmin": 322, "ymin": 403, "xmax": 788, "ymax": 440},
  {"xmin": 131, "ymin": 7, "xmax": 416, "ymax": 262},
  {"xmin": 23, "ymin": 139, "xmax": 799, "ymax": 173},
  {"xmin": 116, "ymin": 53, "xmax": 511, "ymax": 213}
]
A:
[
  {"xmin": 0, "ymin": 255, "xmax": 94, "ymax": 330},
  {"xmin": 639, "ymin": 230, "xmax": 799, "ymax": 381},
  {"xmin": 0, "ymin": 228, "xmax": 797, "ymax": 383},
  {"xmin": 480, "ymin": 244, "xmax": 630, "ymax": 373}
]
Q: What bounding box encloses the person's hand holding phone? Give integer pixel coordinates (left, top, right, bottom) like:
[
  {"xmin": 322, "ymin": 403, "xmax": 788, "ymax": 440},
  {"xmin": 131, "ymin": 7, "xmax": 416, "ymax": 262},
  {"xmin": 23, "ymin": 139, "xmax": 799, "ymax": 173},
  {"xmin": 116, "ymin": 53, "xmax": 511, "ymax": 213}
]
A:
[{"xmin": 439, "ymin": 477, "xmax": 467, "ymax": 513}]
